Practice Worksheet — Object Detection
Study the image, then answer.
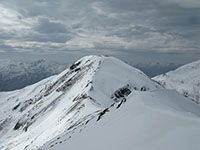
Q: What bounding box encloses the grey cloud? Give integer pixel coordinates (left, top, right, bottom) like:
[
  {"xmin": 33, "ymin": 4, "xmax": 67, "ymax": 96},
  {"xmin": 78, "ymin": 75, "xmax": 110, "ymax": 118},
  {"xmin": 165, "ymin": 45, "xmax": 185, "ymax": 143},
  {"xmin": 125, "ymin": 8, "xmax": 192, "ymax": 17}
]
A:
[
  {"xmin": 0, "ymin": 30, "xmax": 13, "ymax": 40},
  {"xmin": 108, "ymin": 25, "xmax": 156, "ymax": 39},
  {"xmin": 27, "ymin": 33, "xmax": 71, "ymax": 43},
  {"xmin": 0, "ymin": 44, "xmax": 17, "ymax": 53},
  {"xmin": 30, "ymin": 17, "xmax": 72, "ymax": 43},
  {"xmin": 34, "ymin": 18, "xmax": 68, "ymax": 34},
  {"xmin": 0, "ymin": 0, "xmax": 199, "ymax": 54}
]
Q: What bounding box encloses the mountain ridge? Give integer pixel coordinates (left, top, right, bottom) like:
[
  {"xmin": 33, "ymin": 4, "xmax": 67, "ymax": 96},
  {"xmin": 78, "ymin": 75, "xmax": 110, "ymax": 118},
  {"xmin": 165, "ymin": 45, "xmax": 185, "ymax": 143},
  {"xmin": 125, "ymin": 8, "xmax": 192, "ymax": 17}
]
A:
[
  {"xmin": 0, "ymin": 55, "xmax": 200, "ymax": 150},
  {"xmin": 0, "ymin": 55, "xmax": 160, "ymax": 150}
]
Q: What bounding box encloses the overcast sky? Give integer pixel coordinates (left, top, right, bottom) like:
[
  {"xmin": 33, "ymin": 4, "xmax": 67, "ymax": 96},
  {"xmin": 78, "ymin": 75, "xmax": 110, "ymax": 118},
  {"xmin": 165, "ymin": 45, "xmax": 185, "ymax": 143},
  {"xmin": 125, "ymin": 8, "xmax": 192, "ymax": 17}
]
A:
[{"xmin": 0, "ymin": 0, "xmax": 200, "ymax": 64}]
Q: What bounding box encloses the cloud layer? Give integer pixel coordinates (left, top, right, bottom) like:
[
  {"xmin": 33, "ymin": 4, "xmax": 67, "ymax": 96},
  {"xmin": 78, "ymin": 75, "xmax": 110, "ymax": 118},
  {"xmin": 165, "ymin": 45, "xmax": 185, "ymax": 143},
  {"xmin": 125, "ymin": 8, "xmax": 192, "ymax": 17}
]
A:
[{"xmin": 0, "ymin": 0, "xmax": 200, "ymax": 54}]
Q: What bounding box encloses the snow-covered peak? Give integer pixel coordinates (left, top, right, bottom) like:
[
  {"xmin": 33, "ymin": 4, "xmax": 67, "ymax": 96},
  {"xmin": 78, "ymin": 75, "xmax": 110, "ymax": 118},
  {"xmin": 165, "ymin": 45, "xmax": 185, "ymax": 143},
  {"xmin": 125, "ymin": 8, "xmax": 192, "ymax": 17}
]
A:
[
  {"xmin": 0, "ymin": 55, "xmax": 160, "ymax": 150},
  {"xmin": 153, "ymin": 60, "xmax": 200, "ymax": 103}
]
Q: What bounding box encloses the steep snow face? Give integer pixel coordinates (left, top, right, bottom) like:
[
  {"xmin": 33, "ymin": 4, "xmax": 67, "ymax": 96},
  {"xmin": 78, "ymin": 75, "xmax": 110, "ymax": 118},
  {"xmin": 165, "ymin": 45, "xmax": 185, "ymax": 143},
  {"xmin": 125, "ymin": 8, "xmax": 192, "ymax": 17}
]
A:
[
  {"xmin": 0, "ymin": 59, "xmax": 67, "ymax": 91},
  {"xmin": 0, "ymin": 55, "xmax": 159, "ymax": 150},
  {"xmin": 153, "ymin": 60, "xmax": 200, "ymax": 103},
  {"xmin": 43, "ymin": 90, "xmax": 200, "ymax": 150}
]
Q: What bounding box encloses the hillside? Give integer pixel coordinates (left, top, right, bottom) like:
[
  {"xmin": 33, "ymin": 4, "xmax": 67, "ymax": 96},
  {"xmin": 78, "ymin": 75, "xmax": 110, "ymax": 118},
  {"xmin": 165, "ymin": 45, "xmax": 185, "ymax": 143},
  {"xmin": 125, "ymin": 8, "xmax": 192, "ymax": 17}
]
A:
[
  {"xmin": 0, "ymin": 56, "xmax": 199, "ymax": 150},
  {"xmin": 153, "ymin": 60, "xmax": 200, "ymax": 103},
  {"xmin": 43, "ymin": 90, "xmax": 200, "ymax": 150}
]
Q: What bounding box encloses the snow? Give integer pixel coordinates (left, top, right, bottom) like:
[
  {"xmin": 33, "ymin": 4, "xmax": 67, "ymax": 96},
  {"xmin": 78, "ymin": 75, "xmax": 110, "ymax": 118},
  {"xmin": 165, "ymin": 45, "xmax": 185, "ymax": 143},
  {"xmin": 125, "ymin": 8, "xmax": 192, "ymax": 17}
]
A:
[
  {"xmin": 43, "ymin": 90, "xmax": 200, "ymax": 150},
  {"xmin": 89, "ymin": 56, "xmax": 159, "ymax": 107},
  {"xmin": 0, "ymin": 55, "xmax": 200, "ymax": 150},
  {"xmin": 153, "ymin": 60, "xmax": 200, "ymax": 103}
]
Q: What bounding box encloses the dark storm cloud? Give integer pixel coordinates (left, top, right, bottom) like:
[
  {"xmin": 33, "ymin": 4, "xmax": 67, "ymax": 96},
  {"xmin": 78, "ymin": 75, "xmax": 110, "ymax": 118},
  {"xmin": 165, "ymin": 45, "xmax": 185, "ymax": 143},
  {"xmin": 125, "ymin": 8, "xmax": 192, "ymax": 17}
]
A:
[
  {"xmin": 30, "ymin": 17, "xmax": 73, "ymax": 43},
  {"xmin": 0, "ymin": 0, "xmax": 199, "ymax": 53},
  {"xmin": 103, "ymin": 0, "xmax": 200, "ymax": 37}
]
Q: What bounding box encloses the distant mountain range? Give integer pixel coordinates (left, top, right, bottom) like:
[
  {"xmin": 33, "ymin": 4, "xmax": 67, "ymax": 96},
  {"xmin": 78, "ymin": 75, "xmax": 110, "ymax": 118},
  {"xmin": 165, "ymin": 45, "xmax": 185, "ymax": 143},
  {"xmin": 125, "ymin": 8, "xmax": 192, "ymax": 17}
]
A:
[
  {"xmin": 134, "ymin": 62, "xmax": 181, "ymax": 77},
  {"xmin": 0, "ymin": 59, "xmax": 67, "ymax": 91}
]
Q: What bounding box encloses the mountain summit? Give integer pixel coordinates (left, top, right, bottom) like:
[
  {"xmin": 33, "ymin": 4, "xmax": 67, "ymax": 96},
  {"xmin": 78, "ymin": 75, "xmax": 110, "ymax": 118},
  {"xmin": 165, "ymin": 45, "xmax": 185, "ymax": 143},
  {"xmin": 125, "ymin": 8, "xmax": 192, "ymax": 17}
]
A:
[{"xmin": 0, "ymin": 56, "xmax": 200, "ymax": 150}]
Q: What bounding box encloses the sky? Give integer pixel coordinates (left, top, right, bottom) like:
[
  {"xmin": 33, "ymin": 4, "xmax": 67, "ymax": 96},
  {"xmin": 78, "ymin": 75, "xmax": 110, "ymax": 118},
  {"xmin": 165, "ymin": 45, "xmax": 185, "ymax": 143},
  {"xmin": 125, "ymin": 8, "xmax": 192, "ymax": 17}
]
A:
[{"xmin": 0, "ymin": 0, "xmax": 200, "ymax": 65}]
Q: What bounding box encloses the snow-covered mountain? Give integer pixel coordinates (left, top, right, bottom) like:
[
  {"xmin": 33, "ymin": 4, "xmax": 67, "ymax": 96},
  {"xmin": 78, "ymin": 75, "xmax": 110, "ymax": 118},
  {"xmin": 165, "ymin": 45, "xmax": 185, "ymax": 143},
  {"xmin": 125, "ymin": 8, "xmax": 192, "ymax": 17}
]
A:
[
  {"xmin": 43, "ymin": 90, "xmax": 200, "ymax": 150},
  {"xmin": 153, "ymin": 60, "xmax": 200, "ymax": 103},
  {"xmin": 0, "ymin": 55, "xmax": 200, "ymax": 150},
  {"xmin": 0, "ymin": 59, "xmax": 67, "ymax": 91}
]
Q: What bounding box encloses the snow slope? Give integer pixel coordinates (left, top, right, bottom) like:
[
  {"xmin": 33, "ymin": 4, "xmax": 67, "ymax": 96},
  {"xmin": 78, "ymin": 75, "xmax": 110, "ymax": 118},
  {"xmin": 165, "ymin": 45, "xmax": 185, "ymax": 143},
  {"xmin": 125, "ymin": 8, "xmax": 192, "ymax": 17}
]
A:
[
  {"xmin": 0, "ymin": 55, "xmax": 160, "ymax": 150},
  {"xmin": 0, "ymin": 59, "xmax": 67, "ymax": 91},
  {"xmin": 153, "ymin": 60, "xmax": 200, "ymax": 103},
  {"xmin": 43, "ymin": 90, "xmax": 200, "ymax": 150}
]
